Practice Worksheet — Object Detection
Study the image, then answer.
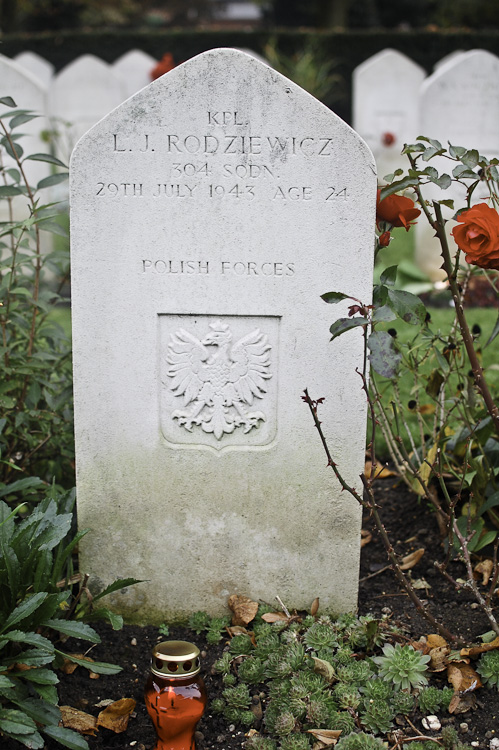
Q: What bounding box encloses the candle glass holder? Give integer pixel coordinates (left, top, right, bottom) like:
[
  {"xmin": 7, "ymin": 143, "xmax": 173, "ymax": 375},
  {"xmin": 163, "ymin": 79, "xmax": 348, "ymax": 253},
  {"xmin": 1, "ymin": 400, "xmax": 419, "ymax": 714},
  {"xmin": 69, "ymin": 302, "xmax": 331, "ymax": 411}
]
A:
[{"xmin": 145, "ymin": 640, "xmax": 207, "ymax": 750}]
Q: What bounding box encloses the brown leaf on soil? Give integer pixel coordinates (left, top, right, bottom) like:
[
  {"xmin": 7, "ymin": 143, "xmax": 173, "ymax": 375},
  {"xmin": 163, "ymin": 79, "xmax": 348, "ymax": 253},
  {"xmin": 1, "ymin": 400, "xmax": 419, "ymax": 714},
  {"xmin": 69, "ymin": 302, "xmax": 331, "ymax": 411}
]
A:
[
  {"xmin": 261, "ymin": 612, "xmax": 289, "ymax": 623},
  {"xmin": 447, "ymin": 663, "xmax": 482, "ymax": 693},
  {"xmin": 97, "ymin": 698, "xmax": 136, "ymax": 733},
  {"xmin": 460, "ymin": 637, "xmax": 499, "ymax": 658},
  {"xmin": 307, "ymin": 729, "xmax": 342, "ymax": 745},
  {"xmin": 60, "ymin": 706, "xmax": 98, "ymax": 736},
  {"xmin": 429, "ymin": 645, "xmax": 451, "ymax": 672},
  {"xmin": 364, "ymin": 461, "xmax": 398, "ymax": 479},
  {"xmin": 360, "ymin": 529, "xmax": 372, "ymax": 548},
  {"xmin": 426, "ymin": 634, "xmax": 448, "ymax": 649},
  {"xmin": 89, "ymin": 671, "xmax": 100, "ymax": 680},
  {"xmin": 474, "ymin": 559, "xmax": 494, "ymax": 586},
  {"xmin": 310, "ymin": 597, "xmax": 320, "ymax": 616},
  {"xmin": 228, "ymin": 595, "xmax": 259, "ymax": 627},
  {"xmin": 312, "ymin": 657, "xmax": 336, "ymax": 684},
  {"xmin": 400, "ymin": 548, "xmax": 425, "ymax": 570},
  {"xmin": 227, "ymin": 626, "xmax": 249, "ymax": 637},
  {"xmin": 448, "ymin": 691, "xmax": 477, "ymax": 714}
]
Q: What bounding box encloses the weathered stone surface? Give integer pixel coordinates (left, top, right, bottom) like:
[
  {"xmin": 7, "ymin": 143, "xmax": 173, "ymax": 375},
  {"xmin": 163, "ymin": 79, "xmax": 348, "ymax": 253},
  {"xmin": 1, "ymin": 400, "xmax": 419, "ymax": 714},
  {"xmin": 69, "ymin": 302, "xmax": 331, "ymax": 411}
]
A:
[{"xmin": 70, "ymin": 49, "xmax": 375, "ymax": 622}]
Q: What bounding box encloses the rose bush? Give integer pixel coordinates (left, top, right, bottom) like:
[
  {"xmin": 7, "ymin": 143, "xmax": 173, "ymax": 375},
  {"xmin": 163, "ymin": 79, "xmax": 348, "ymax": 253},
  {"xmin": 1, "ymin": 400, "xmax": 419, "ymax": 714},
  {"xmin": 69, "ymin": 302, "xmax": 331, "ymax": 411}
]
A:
[
  {"xmin": 451, "ymin": 202, "xmax": 499, "ymax": 270},
  {"xmin": 376, "ymin": 189, "xmax": 421, "ymax": 231}
]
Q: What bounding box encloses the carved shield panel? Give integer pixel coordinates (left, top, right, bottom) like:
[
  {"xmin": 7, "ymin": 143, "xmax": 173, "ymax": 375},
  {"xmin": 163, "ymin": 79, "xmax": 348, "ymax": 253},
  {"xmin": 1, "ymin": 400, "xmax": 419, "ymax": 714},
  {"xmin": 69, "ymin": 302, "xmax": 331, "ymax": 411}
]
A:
[{"xmin": 159, "ymin": 314, "xmax": 280, "ymax": 452}]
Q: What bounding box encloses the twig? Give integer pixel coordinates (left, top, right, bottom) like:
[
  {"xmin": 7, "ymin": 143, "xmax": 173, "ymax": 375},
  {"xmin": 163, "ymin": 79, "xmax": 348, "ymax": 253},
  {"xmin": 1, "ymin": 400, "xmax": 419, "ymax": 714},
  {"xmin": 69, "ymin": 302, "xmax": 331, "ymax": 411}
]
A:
[{"xmin": 275, "ymin": 595, "xmax": 291, "ymax": 619}]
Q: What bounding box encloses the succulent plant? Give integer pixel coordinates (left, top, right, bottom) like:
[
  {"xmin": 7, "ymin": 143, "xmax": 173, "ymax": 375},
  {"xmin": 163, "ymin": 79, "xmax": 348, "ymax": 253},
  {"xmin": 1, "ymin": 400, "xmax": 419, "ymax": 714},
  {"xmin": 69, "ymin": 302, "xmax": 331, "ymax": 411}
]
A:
[
  {"xmin": 269, "ymin": 679, "xmax": 292, "ymax": 701},
  {"xmin": 290, "ymin": 671, "xmax": 328, "ymax": 699},
  {"xmin": 279, "ymin": 733, "xmax": 312, "ymax": 750},
  {"xmin": 373, "ymin": 643, "xmax": 430, "ymax": 690},
  {"xmin": 214, "ymin": 651, "xmax": 232, "ymax": 675},
  {"xmin": 336, "ymin": 731, "xmax": 386, "ymax": 750},
  {"xmin": 337, "ymin": 660, "xmax": 373, "ymax": 686},
  {"xmin": 360, "ymin": 699, "xmax": 394, "ymax": 734},
  {"xmin": 240, "ymin": 710, "xmax": 257, "ymax": 726},
  {"xmin": 391, "ymin": 689, "xmax": 415, "ymax": 716},
  {"xmin": 188, "ymin": 610, "xmax": 210, "ymax": 633},
  {"xmin": 304, "ymin": 622, "xmax": 339, "ymax": 651},
  {"xmin": 246, "ymin": 735, "xmax": 278, "ymax": 750},
  {"xmin": 223, "ymin": 682, "xmax": 252, "ymax": 710},
  {"xmin": 229, "ymin": 634, "xmax": 254, "ymax": 656},
  {"xmin": 273, "ymin": 711, "xmax": 297, "ymax": 736},
  {"xmin": 306, "ymin": 697, "xmax": 334, "ymax": 726},
  {"xmin": 256, "ymin": 632, "xmax": 282, "ymax": 658},
  {"xmin": 417, "ymin": 685, "xmax": 445, "ymax": 714},
  {"xmin": 223, "ymin": 673, "xmax": 237, "ymax": 686},
  {"xmin": 327, "ymin": 711, "xmax": 356, "ymax": 735},
  {"xmin": 361, "ymin": 678, "xmax": 392, "ymax": 703},
  {"xmin": 206, "ymin": 629, "xmax": 224, "ymax": 644},
  {"xmin": 477, "ymin": 649, "xmax": 499, "ymax": 689},
  {"xmin": 333, "ymin": 646, "xmax": 355, "ymax": 666},
  {"xmin": 211, "ymin": 698, "xmax": 225, "ymax": 714},
  {"xmin": 333, "ymin": 682, "xmax": 361, "ymax": 710},
  {"xmin": 238, "ymin": 656, "xmax": 266, "ymax": 684}
]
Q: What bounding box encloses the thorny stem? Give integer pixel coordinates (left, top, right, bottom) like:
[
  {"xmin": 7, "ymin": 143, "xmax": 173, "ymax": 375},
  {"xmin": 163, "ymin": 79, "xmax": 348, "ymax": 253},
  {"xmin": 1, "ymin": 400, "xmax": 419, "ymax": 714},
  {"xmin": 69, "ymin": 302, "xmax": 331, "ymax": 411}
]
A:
[
  {"xmin": 433, "ymin": 201, "xmax": 499, "ymax": 435},
  {"xmin": 303, "ymin": 388, "xmax": 458, "ymax": 644}
]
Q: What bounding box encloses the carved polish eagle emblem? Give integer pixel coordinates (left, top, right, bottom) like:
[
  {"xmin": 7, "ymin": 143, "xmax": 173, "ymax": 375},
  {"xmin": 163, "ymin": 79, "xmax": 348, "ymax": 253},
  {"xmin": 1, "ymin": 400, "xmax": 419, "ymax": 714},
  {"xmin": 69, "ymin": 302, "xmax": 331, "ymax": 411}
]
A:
[{"xmin": 166, "ymin": 320, "xmax": 272, "ymax": 440}]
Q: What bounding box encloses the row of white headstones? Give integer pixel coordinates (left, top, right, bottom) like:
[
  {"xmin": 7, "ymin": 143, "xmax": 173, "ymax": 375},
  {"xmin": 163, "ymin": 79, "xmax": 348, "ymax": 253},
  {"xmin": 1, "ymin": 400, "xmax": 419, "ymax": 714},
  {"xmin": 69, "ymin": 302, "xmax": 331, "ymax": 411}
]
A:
[{"xmin": 2, "ymin": 46, "xmax": 499, "ymax": 279}]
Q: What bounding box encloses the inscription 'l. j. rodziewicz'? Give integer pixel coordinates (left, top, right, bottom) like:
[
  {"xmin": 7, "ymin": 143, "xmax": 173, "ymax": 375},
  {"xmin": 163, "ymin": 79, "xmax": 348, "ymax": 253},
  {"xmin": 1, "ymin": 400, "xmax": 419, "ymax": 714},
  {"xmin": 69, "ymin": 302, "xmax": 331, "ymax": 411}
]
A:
[{"xmin": 166, "ymin": 320, "xmax": 272, "ymax": 440}]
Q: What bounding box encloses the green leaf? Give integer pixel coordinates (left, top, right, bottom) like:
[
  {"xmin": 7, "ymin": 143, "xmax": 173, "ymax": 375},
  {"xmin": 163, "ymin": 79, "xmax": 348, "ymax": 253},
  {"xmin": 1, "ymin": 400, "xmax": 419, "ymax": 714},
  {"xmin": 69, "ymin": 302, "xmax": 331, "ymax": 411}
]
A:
[
  {"xmin": 386, "ymin": 289, "xmax": 426, "ymax": 325},
  {"xmin": 56, "ymin": 651, "xmax": 121, "ymax": 675},
  {"xmin": 13, "ymin": 697, "xmax": 60, "ymax": 727},
  {"xmin": 462, "ymin": 149, "xmax": 479, "ymax": 169},
  {"xmin": 43, "ymin": 725, "xmax": 89, "ymax": 750},
  {"xmin": 42, "ymin": 619, "xmax": 100, "ymax": 643},
  {"xmin": 3, "ymin": 139, "xmax": 24, "ymax": 160},
  {"xmin": 329, "ymin": 316, "xmax": 368, "ymax": 341},
  {"xmin": 372, "ymin": 304, "xmax": 397, "ymax": 323},
  {"xmin": 3, "ymin": 631, "xmax": 53, "ymax": 652},
  {"xmin": 32, "ymin": 683, "xmax": 58, "ymax": 704},
  {"xmin": 24, "ymin": 153, "xmax": 67, "ymax": 168},
  {"xmin": 38, "ymin": 220, "xmax": 69, "ymax": 237},
  {"xmin": 474, "ymin": 530, "xmax": 497, "ymax": 552},
  {"xmin": 13, "ymin": 668, "xmax": 58, "ymax": 685},
  {"xmin": 90, "ymin": 577, "xmax": 143, "ymax": 603},
  {"xmin": 37, "ymin": 173, "xmax": 68, "ymax": 190},
  {"xmin": 422, "ymin": 146, "xmax": 440, "ymax": 161},
  {"xmin": 0, "ymin": 708, "xmax": 37, "ymax": 734},
  {"xmin": 10, "ymin": 113, "xmax": 39, "ymax": 129},
  {"xmin": 83, "ymin": 606, "xmax": 123, "ymax": 630},
  {"xmin": 428, "ymin": 138, "xmax": 443, "ymax": 150},
  {"xmin": 379, "ymin": 176, "xmax": 418, "ymax": 201},
  {"xmin": 321, "ymin": 291, "xmax": 350, "ymax": 304},
  {"xmin": 449, "ymin": 144, "xmax": 466, "ymax": 159},
  {"xmin": 433, "ymin": 174, "xmax": 452, "ymax": 189},
  {"xmin": 367, "ymin": 331, "xmax": 402, "ymax": 379},
  {"xmin": 379, "ymin": 265, "xmax": 397, "ymax": 287},
  {"xmin": 1, "ymin": 593, "xmax": 48, "ymax": 633},
  {"xmin": 0, "ymin": 185, "xmax": 23, "ymax": 197},
  {"xmin": 4, "ymin": 648, "xmax": 54, "ymax": 667},
  {"xmin": 0, "ymin": 97, "xmax": 17, "ymax": 107},
  {"xmin": 452, "ymin": 164, "xmax": 477, "ymax": 180},
  {"xmin": 0, "ymin": 476, "xmax": 45, "ymax": 499},
  {"xmin": 0, "ymin": 675, "xmax": 16, "ymax": 689},
  {"xmin": 485, "ymin": 311, "xmax": 499, "ymax": 348}
]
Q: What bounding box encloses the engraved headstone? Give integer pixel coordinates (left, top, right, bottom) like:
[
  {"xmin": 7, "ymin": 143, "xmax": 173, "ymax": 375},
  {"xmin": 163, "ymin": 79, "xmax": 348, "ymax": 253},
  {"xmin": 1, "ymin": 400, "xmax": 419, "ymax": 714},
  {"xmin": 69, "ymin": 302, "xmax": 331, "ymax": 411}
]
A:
[
  {"xmin": 416, "ymin": 50, "xmax": 499, "ymax": 280},
  {"xmin": 112, "ymin": 49, "xmax": 158, "ymax": 100},
  {"xmin": 48, "ymin": 54, "xmax": 126, "ymax": 161},
  {"xmin": 70, "ymin": 48, "xmax": 376, "ymax": 621},
  {"xmin": 353, "ymin": 49, "xmax": 425, "ymax": 183}
]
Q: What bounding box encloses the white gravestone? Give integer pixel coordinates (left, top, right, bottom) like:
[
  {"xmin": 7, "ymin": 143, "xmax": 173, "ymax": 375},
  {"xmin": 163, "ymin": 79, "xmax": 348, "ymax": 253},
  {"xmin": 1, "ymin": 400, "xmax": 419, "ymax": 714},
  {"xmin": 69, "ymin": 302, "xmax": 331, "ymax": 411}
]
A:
[
  {"xmin": 112, "ymin": 49, "xmax": 158, "ymax": 100},
  {"xmin": 14, "ymin": 51, "xmax": 55, "ymax": 87},
  {"xmin": 416, "ymin": 50, "xmax": 499, "ymax": 280},
  {"xmin": 353, "ymin": 49, "xmax": 425, "ymax": 183},
  {"xmin": 48, "ymin": 54, "xmax": 126, "ymax": 162},
  {"xmin": 70, "ymin": 49, "xmax": 376, "ymax": 622}
]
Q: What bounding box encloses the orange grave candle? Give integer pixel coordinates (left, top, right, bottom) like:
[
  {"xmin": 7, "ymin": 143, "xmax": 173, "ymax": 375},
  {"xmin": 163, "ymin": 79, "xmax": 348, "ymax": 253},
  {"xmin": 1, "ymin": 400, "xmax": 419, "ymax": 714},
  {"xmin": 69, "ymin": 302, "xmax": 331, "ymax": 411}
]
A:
[{"xmin": 145, "ymin": 640, "xmax": 207, "ymax": 750}]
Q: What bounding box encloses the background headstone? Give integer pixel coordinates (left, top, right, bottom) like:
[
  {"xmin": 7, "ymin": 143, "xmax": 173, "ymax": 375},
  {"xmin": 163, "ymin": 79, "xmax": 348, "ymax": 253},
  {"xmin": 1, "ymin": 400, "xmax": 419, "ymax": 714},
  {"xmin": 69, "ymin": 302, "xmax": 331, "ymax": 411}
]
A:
[
  {"xmin": 353, "ymin": 49, "xmax": 425, "ymax": 183},
  {"xmin": 70, "ymin": 48, "xmax": 375, "ymax": 622},
  {"xmin": 14, "ymin": 51, "xmax": 55, "ymax": 87},
  {"xmin": 415, "ymin": 50, "xmax": 499, "ymax": 280},
  {"xmin": 113, "ymin": 49, "xmax": 158, "ymax": 100},
  {"xmin": 48, "ymin": 54, "xmax": 126, "ymax": 162}
]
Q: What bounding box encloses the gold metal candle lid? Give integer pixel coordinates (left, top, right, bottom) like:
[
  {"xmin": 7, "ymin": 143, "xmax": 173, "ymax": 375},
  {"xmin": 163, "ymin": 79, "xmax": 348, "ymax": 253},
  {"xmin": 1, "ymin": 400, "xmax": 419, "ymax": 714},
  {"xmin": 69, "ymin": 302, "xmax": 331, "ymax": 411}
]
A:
[{"xmin": 151, "ymin": 640, "xmax": 201, "ymax": 678}]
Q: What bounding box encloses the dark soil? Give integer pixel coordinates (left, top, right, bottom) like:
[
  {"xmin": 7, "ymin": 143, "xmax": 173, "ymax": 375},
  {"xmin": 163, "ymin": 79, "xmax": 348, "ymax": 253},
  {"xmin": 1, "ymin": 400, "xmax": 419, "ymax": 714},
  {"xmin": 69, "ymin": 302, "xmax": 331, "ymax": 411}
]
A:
[{"xmin": 6, "ymin": 479, "xmax": 499, "ymax": 749}]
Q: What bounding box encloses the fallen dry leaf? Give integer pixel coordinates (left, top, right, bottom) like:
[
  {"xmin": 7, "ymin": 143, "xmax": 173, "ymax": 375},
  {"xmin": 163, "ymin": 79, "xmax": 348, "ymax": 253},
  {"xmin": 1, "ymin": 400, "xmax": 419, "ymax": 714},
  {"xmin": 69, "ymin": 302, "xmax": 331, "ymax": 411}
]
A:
[
  {"xmin": 228, "ymin": 594, "xmax": 259, "ymax": 627},
  {"xmin": 227, "ymin": 626, "xmax": 250, "ymax": 637},
  {"xmin": 474, "ymin": 559, "xmax": 494, "ymax": 586},
  {"xmin": 426, "ymin": 634, "xmax": 448, "ymax": 649},
  {"xmin": 461, "ymin": 636, "xmax": 499, "ymax": 658},
  {"xmin": 310, "ymin": 597, "xmax": 320, "ymax": 616},
  {"xmin": 400, "ymin": 548, "xmax": 425, "ymax": 570},
  {"xmin": 429, "ymin": 645, "xmax": 450, "ymax": 672},
  {"xmin": 97, "ymin": 698, "xmax": 136, "ymax": 734},
  {"xmin": 60, "ymin": 706, "xmax": 98, "ymax": 736},
  {"xmin": 447, "ymin": 663, "xmax": 482, "ymax": 693},
  {"xmin": 261, "ymin": 612, "xmax": 289, "ymax": 623},
  {"xmin": 312, "ymin": 657, "xmax": 335, "ymax": 684},
  {"xmin": 364, "ymin": 461, "xmax": 398, "ymax": 480},
  {"xmin": 360, "ymin": 529, "xmax": 372, "ymax": 548},
  {"xmin": 448, "ymin": 691, "xmax": 476, "ymax": 714},
  {"xmin": 307, "ymin": 729, "xmax": 342, "ymax": 745}
]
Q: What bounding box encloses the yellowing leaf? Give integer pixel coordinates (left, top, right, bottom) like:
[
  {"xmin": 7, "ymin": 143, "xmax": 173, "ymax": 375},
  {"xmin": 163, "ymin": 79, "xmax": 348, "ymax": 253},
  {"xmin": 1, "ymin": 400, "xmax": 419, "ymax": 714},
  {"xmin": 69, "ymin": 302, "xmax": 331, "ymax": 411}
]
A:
[
  {"xmin": 427, "ymin": 634, "xmax": 448, "ymax": 649},
  {"xmin": 360, "ymin": 529, "xmax": 372, "ymax": 548},
  {"xmin": 429, "ymin": 646, "xmax": 450, "ymax": 672},
  {"xmin": 97, "ymin": 698, "xmax": 136, "ymax": 733},
  {"xmin": 461, "ymin": 637, "xmax": 499, "ymax": 658},
  {"xmin": 307, "ymin": 729, "xmax": 342, "ymax": 745},
  {"xmin": 261, "ymin": 612, "xmax": 289, "ymax": 623},
  {"xmin": 364, "ymin": 461, "xmax": 397, "ymax": 479},
  {"xmin": 447, "ymin": 663, "xmax": 481, "ymax": 693},
  {"xmin": 474, "ymin": 559, "xmax": 494, "ymax": 586},
  {"xmin": 310, "ymin": 597, "xmax": 320, "ymax": 616},
  {"xmin": 312, "ymin": 657, "xmax": 335, "ymax": 683}
]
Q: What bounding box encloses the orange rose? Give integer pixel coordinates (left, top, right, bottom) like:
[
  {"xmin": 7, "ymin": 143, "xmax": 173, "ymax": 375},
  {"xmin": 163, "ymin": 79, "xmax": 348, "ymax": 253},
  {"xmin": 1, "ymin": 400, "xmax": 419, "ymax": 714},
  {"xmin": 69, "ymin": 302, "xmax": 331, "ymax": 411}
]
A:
[
  {"xmin": 451, "ymin": 203, "xmax": 499, "ymax": 270},
  {"xmin": 376, "ymin": 189, "xmax": 421, "ymax": 231},
  {"xmin": 151, "ymin": 53, "xmax": 176, "ymax": 81}
]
